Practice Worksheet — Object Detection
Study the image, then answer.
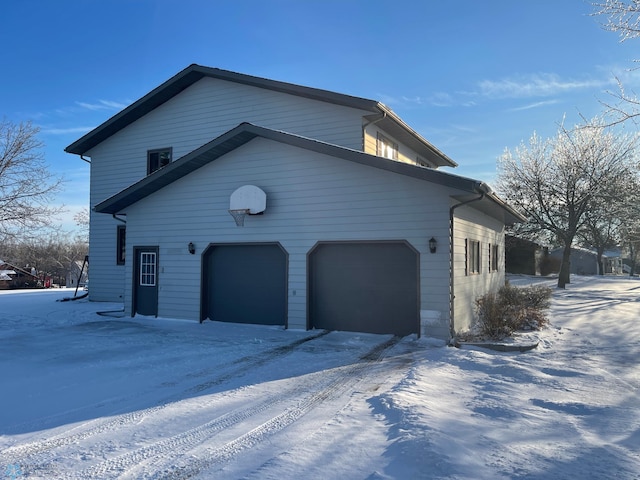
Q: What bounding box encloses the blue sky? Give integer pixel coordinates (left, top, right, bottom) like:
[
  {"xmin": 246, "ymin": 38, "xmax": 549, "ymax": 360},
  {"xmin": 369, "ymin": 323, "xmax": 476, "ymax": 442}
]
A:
[{"xmin": 1, "ymin": 0, "xmax": 637, "ymax": 232}]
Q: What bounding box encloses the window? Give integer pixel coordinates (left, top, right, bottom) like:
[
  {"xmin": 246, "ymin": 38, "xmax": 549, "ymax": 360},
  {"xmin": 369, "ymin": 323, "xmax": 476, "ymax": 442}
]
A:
[
  {"xmin": 147, "ymin": 147, "xmax": 172, "ymax": 175},
  {"xmin": 376, "ymin": 133, "xmax": 398, "ymax": 160},
  {"xmin": 489, "ymin": 244, "xmax": 499, "ymax": 272},
  {"xmin": 466, "ymin": 239, "xmax": 481, "ymax": 275},
  {"xmin": 116, "ymin": 225, "xmax": 126, "ymax": 265},
  {"xmin": 139, "ymin": 252, "xmax": 157, "ymax": 286}
]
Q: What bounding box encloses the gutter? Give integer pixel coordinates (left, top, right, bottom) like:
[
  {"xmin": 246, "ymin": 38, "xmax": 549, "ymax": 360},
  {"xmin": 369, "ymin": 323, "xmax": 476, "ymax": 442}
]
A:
[
  {"xmin": 361, "ymin": 112, "xmax": 386, "ymax": 151},
  {"xmin": 448, "ymin": 187, "xmax": 488, "ymax": 343}
]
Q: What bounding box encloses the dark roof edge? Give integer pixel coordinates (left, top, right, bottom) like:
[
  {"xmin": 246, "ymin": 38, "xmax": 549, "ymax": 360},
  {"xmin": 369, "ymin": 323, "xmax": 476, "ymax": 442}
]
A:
[
  {"xmin": 64, "ymin": 64, "xmax": 458, "ymax": 170},
  {"xmin": 65, "ymin": 65, "xmax": 204, "ymax": 155},
  {"xmin": 95, "ymin": 123, "xmax": 519, "ymax": 219},
  {"xmin": 65, "ymin": 64, "xmax": 381, "ymax": 155}
]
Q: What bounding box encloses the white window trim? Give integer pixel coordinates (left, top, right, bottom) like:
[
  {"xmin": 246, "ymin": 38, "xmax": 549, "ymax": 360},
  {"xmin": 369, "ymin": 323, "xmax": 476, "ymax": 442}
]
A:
[
  {"xmin": 466, "ymin": 239, "xmax": 481, "ymax": 275},
  {"xmin": 376, "ymin": 133, "xmax": 398, "ymax": 160},
  {"xmin": 140, "ymin": 252, "xmax": 157, "ymax": 286}
]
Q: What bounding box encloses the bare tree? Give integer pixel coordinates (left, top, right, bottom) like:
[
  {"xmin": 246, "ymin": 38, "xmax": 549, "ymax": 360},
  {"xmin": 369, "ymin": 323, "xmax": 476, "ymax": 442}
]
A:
[
  {"xmin": 0, "ymin": 234, "xmax": 88, "ymax": 286},
  {"xmin": 592, "ymin": 0, "xmax": 640, "ymax": 42},
  {"xmin": 579, "ymin": 209, "xmax": 621, "ymax": 274},
  {"xmin": 592, "ymin": 1, "xmax": 640, "ymax": 124},
  {"xmin": 578, "ymin": 162, "xmax": 639, "ymax": 273},
  {"xmin": 616, "ymin": 184, "xmax": 640, "ymax": 275},
  {"xmin": 73, "ymin": 207, "xmax": 90, "ymax": 244},
  {"xmin": 622, "ymin": 225, "xmax": 640, "ymax": 275},
  {"xmin": 497, "ymin": 118, "xmax": 639, "ymax": 288},
  {"xmin": 0, "ymin": 119, "xmax": 64, "ymax": 241}
]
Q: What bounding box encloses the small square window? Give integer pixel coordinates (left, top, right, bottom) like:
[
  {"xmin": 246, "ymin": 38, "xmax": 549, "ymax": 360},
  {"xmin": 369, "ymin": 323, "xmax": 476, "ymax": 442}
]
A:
[
  {"xmin": 376, "ymin": 133, "xmax": 398, "ymax": 160},
  {"xmin": 147, "ymin": 148, "xmax": 172, "ymax": 175}
]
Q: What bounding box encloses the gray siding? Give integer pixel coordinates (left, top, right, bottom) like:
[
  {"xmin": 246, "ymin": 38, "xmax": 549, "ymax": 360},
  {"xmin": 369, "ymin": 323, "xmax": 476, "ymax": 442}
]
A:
[
  {"xmin": 121, "ymin": 138, "xmax": 455, "ymax": 337},
  {"xmin": 87, "ymin": 77, "xmax": 371, "ymax": 302},
  {"xmin": 452, "ymin": 206, "xmax": 506, "ymax": 333}
]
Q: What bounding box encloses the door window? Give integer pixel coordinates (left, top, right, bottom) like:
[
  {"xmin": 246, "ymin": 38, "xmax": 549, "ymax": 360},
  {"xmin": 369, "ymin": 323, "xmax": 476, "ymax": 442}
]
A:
[{"xmin": 140, "ymin": 252, "xmax": 157, "ymax": 286}]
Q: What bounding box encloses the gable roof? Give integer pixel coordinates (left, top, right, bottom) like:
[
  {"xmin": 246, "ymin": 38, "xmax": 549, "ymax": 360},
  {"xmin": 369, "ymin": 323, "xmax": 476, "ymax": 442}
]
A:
[
  {"xmin": 0, "ymin": 262, "xmax": 38, "ymax": 279},
  {"xmin": 64, "ymin": 64, "xmax": 456, "ymax": 168},
  {"xmin": 94, "ymin": 123, "xmax": 524, "ymax": 224}
]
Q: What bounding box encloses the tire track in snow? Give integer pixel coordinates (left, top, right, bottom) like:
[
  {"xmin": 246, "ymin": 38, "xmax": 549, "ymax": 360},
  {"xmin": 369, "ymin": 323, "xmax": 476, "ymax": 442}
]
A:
[
  {"xmin": 139, "ymin": 336, "xmax": 401, "ymax": 480},
  {"xmin": 69, "ymin": 365, "xmax": 348, "ymax": 479},
  {"xmin": 0, "ymin": 330, "xmax": 329, "ymax": 467}
]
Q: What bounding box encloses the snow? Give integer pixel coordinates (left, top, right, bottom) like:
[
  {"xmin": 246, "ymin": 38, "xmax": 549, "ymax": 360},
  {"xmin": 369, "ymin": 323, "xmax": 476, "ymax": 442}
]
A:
[{"xmin": 1, "ymin": 276, "xmax": 639, "ymax": 479}]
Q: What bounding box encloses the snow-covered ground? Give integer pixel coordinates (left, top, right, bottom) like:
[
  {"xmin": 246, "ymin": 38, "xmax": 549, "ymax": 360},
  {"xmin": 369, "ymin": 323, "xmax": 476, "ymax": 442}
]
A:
[{"xmin": 1, "ymin": 276, "xmax": 639, "ymax": 479}]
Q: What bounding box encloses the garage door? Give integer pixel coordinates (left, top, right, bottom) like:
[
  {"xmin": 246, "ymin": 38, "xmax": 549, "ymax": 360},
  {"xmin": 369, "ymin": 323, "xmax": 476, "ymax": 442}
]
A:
[
  {"xmin": 203, "ymin": 243, "xmax": 287, "ymax": 326},
  {"xmin": 308, "ymin": 241, "xmax": 418, "ymax": 336}
]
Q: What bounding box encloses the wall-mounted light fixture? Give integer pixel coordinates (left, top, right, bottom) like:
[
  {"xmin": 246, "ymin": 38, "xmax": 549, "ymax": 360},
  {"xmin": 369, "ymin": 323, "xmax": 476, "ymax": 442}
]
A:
[
  {"xmin": 188, "ymin": 242, "xmax": 195, "ymax": 255},
  {"xmin": 429, "ymin": 237, "xmax": 437, "ymax": 254}
]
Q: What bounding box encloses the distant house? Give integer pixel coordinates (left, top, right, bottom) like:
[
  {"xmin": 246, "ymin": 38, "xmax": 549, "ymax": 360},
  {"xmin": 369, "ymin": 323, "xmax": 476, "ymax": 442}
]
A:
[
  {"xmin": 0, "ymin": 261, "xmax": 39, "ymax": 289},
  {"xmin": 66, "ymin": 257, "xmax": 89, "ymax": 288},
  {"xmin": 65, "ymin": 64, "xmax": 524, "ymax": 340},
  {"xmin": 549, "ymin": 247, "xmax": 602, "ymax": 275},
  {"xmin": 603, "ymin": 249, "xmax": 624, "ymax": 274},
  {"xmin": 505, "ymin": 235, "xmax": 548, "ymax": 276}
]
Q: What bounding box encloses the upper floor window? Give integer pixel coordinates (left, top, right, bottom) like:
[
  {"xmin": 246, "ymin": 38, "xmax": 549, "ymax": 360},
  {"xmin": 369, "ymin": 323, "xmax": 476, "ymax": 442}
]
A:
[
  {"xmin": 147, "ymin": 147, "xmax": 172, "ymax": 175},
  {"xmin": 376, "ymin": 133, "xmax": 398, "ymax": 160}
]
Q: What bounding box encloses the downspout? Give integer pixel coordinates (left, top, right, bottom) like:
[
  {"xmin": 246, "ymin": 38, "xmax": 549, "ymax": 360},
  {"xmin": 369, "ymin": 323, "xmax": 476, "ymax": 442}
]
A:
[
  {"xmin": 80, "ymin": 155, "xmax": 91, "ymax": 164},
  {"xmin": 449, "ymin": 191, "xmax": 486, "ymax": 344},
  {"xmin": 112, "ymin": 214, "xmax": 126, "ymax": 224}
]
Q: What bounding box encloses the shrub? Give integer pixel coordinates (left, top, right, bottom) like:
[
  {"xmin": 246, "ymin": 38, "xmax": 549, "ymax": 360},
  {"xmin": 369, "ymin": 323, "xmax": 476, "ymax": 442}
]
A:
[{"xmin": 474, "ymin": 283, "xmax": 552, "ymax": 339}]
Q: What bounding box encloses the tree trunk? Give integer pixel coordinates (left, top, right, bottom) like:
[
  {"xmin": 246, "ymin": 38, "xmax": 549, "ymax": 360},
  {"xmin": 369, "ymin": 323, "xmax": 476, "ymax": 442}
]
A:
[
  {"xmin": 558, "ymin": 244, "xmax": 572, "ymax": 289},
  {"xmin": 596, "ymin": 248, "xmax": 605, "ymax": 276}
]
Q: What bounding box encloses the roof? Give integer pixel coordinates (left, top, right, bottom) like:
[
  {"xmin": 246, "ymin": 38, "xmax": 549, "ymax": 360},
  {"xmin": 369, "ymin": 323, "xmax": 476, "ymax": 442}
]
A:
[
  {"xmin": 94, "ymin": 123, "xmax": 524, "ymax": 224},
  {"xmin": 0, "ymin": 270, "xmax": 16, "ymax": 280},
  {"xmin": 64, "ymin": 64, "xmax": 456, "ymax": 168},
  {"xmin": 0, "ymin": 262, "xmax": 38, "ymax": 278}
]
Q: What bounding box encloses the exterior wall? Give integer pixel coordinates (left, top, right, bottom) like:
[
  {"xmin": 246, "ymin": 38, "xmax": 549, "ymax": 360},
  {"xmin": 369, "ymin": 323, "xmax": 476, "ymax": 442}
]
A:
[
  {"xmin": 505, "ymin": 235, "xmax": 540, "ymax": 275},
  {"xmin": 549, "ymin": 248, "xmax": 599, "ymax": 275},
  {"xmin": 363, "ymin": 124, "xmax": 436, "ymax": 167},
  {"xmin": 120, "ymin": 139, "xmax": 456, "ymax": 338},
  {"xmin": 452, "ymin": 205, "xmax": 506, "ymax": 333},
  {"xmin": 86, "ymin": 77, "xmax": 371, "ymax": 302},
  {"xmin": 65, "ymin": 261, "xmax": 88, "ymax": 288}
]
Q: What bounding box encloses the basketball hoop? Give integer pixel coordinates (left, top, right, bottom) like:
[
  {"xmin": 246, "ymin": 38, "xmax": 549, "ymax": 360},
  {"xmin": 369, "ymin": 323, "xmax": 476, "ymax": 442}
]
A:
[
  {"xmin": 229, "ymin": 209, "xmax": 250, "ymax": 227},
  {"xmin": 228, "ymin": 185, "xmax": 267, "ymax": 227}
]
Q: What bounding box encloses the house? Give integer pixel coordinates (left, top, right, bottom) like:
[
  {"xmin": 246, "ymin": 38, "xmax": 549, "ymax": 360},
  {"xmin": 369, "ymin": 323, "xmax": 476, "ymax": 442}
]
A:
[
  {"xmin": 603, "ymin": 249, "xmax": 624, "ymax": 274},
  {"xmin": 548, "ymin": 246, "xmax": 603, "ymax": 275},
  {"xmin": 548, "ymin": 246, "xmax": 624, "ymax": 276},
  {"xmin": 505, "ymin": 235, "xmax": 548, "ymax": 276},
  {"xmin": 0, "ymin": 261, "xmax": 39, "ymax": 289},
  {"xmin": 66, "ymin": 257, "xmax": 89, "ymax": 288},
  {"xmin": 65, "ymin": 64, "xmax": 524, "ymax": 340}
]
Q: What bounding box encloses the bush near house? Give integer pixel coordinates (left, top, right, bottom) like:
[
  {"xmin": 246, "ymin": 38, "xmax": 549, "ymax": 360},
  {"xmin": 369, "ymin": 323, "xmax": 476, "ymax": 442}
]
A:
[{"xmin": 474, "ymin": 283, "xmax": 552, "ymax": 339}]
